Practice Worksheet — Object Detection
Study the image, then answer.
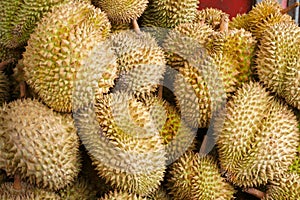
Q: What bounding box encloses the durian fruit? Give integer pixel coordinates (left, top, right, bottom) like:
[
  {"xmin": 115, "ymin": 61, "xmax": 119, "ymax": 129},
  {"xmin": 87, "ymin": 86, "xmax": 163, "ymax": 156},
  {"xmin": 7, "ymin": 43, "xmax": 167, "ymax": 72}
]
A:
[
  {"xmin": 229, "ymin": 13, "xmax": 249, "ymax": 30},
  {"xmin": 111, "ymin": 22, "xmax": 132, "ymax": 33},
  {"xmin": 0, "ymin": 181, "xmax": 61, "ymax": 199},
  {"xmin": 0, "ymin": 71, "xmax": 9, "ymax": 106},
  {"xmin": 22, "ymin": 1, "xmax": 112, "ymax": 112},
  {"xmin": 99, "ymin": 190, "xmax": 147, "ymax": 200},
  {"xmin": 194, "ymin": 8, "xmax": 230, "ymax": 30},
  {"xmin": 245, "ymin": 0, "xmax": 294, "ymax": 40},
  {"xmin": 58, "ymin": 176, "xmax": 97, "ymax": 200},
  {"xmin": 263, "ymin": 172, "xmax": 300, "ymax": 200},
  {"xmin": 166, "ymin": 151, "xmax": 235, "ymax": 200},
  {"xmin": 0, "ymin": 98, "xmax": 81, "ymax": 191},
  {"xmin": 216, "ymin": 81, "xmax": 300, "ymax": 188},
  {"xmin": 92, "ymin": 92, "xmax": 166, "ymax": 196},
  {"xmin": 110, "ymin": 30, "xmax": 166, "ymax": 98},
  {"xmin": 92, "ymin": 0, "xmax": 148, "ymax": 24},
  {"xmin": 0, "ymin": 0, "xmax": 75, "ymax": 49},
  {"xmin": 255, "ymin": 22, "xmax": 300, "ymax": 110}
]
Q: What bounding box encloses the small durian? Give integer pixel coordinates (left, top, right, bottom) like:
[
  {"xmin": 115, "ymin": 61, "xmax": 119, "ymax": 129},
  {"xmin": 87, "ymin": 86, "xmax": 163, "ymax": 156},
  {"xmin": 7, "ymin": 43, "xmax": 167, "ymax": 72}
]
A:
[
  {"xmin": 255, "ymin": 22, "xmax": 300, "ymax": 110},
  {"xmin": 194, "ymin": 8, "xmax": 230, "ymax": 30},
  {"xmin": 92, "ymin": 0, "xmax": 148, "ymax": 24},
  {"xmin": 22, "ymin": 1, "xmax": 112, "ymax": 112},
  {"xmin": 0, "ymin": 99, "xmax": 81, "ymax": 191},
  {"xmin": 0, "ymin": 71, "xmax": 9, "ymax": 106},
  {"xmin": 110, "ymin": 30, "xmax": 166, "ymax": 98},
  {"xmin": 99, "ymin": 190, "xmax": 147, "ymax": 200},
  {"xmin": 263, "ymin": 172, "xmax": 300, "ymax": 200},
  {"xmin": 216, "ymin": 81, "xmax": 299, "ymax": 188},
  {"xmin": 166, "ymin": 151, "xmax": 235, "ymax": 200}
]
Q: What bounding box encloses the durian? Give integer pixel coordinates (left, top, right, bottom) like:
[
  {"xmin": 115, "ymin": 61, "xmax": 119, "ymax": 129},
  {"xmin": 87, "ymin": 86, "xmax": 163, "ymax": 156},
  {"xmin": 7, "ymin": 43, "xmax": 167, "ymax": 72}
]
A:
[
  {"xmin": 92, "ymin": 0, "xmax": 148, "ymax": 24},
  {"xmin": 0, "ymin": 99, "xmax": 81, "ymax": 191},
  {"xmin": 0, "ymin": 71, "xmax": 9, "ymax": 106},
  {"xmin": 255, "ymin": 22, "xmax": 300, "ymax": 110},
  {"xmin": 22, "ymin": 1, "xmax": 112, "ymax": 112},
  {"xmin": 194, "ymin": 8, "xmax": 230, "ymax": 30},
  {"xmin": 216, "ymin": 81, "xmax": 299, "ymax": 188},
  {"xmin": 99, "ymin": 190, "xmax": 147, "ymax": 200},
  {"xmin": 166, "ymin": 151, "xmax": 235, "ymax": 200}
]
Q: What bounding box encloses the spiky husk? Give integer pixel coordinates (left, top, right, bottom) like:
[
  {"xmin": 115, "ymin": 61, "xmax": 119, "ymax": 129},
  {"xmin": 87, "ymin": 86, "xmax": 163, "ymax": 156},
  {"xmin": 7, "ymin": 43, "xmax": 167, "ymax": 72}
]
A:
[
  {"xmin": 99, "ymin": 190, "xmax": 147, "ymax": 200},
  {"xmin": 147, "ymin": 187, "xmax": 171, "ymax": 200},
  {"xmin": 110, "ymin": 30, "xmax": 166, "ymax": 98},
  {"xmin": 194, "ymin": 8, "xmax": 230, "ymax": 30},
  {"xmin": 263, "ymin": 172, "xmax": 300, "ymax": 200},
  {"xmin": 0, "ymin": 71, "xmax": 9, "ymax": 106},
  {"xmin": 92, "ymin": 0, "xmax": 148, "ymax": 23},
  {"xmin": 0, "ymin": 182, "xmax": 61, "ymax": 199},
  {"xmin": 229, "ymin": 13, "xmax": 249, "ymax": 30},
  {"xmin": 166, "ymin": 151, "xmax": 235, "ymax": 200},
  {"xmin": 0, "ymin": 99, "xmax": 81, "ymax": 191},
  {"xmin": 216, "ymin": 81, "xmax": 299, "ymax": 188},
  {"xmin": 22, "ymin": 1, "xmax": 112, "ymax": 112}
]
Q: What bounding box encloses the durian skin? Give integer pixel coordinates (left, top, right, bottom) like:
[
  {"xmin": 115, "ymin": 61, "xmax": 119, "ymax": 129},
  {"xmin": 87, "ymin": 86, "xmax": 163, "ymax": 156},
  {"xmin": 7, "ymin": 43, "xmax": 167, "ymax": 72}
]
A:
[
  {"xmin": 263, "ymin": 172, "xmax": 300, "ymax": 200},
  {"xmin": 22, "ymin": 1, "xmax": 111, "ymax": 112},
  {"xmin": 216, "ymin": 82, "xmax": 299, "ymax": 188},
  {"xmin": 92, "ymin": 0, "xmax": 148, "ymax": 23},
  {"xmin": 166, "ymin": 151, "xmax": 235, "ymax": 200},
  {"xmin": 0, "ymin": 182, "xmax": 62, "ymax": 199},
  {"xmin": 255, "ymin": 22, "xmax": 300, "ymax": 110},
  {"xmin": 98, "ymin": 190, "xmax": 147, "ymax": 200},
  {"xmin": 194, "ymin": 8, "xmax": 229, "ymax": 30},
  {"xmin": 0, "ymin": 99, "xmax": 81, "ymax": 191},
  {"xmin": 0, "ymin": 71, "xmax": 9, "ymax": 106}
]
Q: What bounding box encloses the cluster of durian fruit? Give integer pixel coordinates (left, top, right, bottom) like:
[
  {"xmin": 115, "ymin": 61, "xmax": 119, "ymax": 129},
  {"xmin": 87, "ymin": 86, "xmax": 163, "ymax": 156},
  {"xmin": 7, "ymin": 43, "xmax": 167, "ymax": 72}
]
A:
[{"xmin": 0, "ymin": 0, "xmax": 299, "ymax": 199}]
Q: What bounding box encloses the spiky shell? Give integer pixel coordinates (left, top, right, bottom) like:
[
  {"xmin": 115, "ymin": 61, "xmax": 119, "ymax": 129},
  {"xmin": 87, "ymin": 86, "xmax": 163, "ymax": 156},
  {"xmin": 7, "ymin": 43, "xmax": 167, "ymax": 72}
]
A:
[
  {"xmin": 99, "ymin": 190, "xmax": 147, "ymax": 200},
  {"xmin": 147, "ymin": 187, "xmax": 171, "ymax": 200},
  {"xmin": 166, "ymin": 151, "xmax": 235, "ymax": 200},
  {"xmin": 0, "ymin": 99, "xmax": 81, "ymax": 191},
  {"xmin": 110, "ymin": 31, "xmax": 166, "ymax": 98},
  {"xmin": 194, "ymin": 8, "xmax": 230, "ymax": 30},
  {"xmin": 229, "ymin": 13, "xmax": 249, "ymax": 30},
  {"xmin": 216, "ymin": 81, "xmax": 299, "ymax": 188},
  {"xmin": 246, "ymin": 0, "xmax": 294, "ymax": 40},
  {"xmin": 22, "ymin": 1, "xmax": 111, "ymax": 112},
  {"xmin": 263, "ymin": 172, "xmax": 300, "ymax": 200},
  {"xmin": 0, "ymin": 182, "xmax": 61, "ymax": 199},
  {"xmin": 256, "ymin": 22, "xmax": 300, "ymax": 110},
  {"xmin": 92, "ymin": 0, "xmax": 148, "ymax": 23},
  {"xmin": 0, "ymin": 71, "xmax": 9, "ymax": 106}
]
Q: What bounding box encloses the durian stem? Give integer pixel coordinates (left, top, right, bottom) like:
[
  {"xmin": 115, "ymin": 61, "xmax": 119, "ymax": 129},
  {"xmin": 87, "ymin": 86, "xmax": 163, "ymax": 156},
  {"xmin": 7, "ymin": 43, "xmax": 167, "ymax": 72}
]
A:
[
  {"xmin": 281, "ymin": 2, "xmax": 300, "ymax": 14},
  {"xmin": 244, "ymin": 188, "xmax": 265, "ymax": 199},
  {"xmin": 20, "ymin": 81, "xmax": 26, "ymax": 99},
  {"xmin": 132, "ymin": 19, "xmax": 141, "ymax": 35},
  {"xmin": 199, "ymin": 134, "xmax": 208, "ymax": 155},
  {"xmin": 220, "ymin": 14, "xmax": 229, "ymax": 32},
  {"xmin": 0, "ymin": 59, "xmax": 13, "ymax": 71},
  {"xmin": 158, "ymin": 85, "xmax": 163, "ymax": 99},
  {"xmin": 13, "ymin": 173, "xmax": 22, "ymax": 191}
]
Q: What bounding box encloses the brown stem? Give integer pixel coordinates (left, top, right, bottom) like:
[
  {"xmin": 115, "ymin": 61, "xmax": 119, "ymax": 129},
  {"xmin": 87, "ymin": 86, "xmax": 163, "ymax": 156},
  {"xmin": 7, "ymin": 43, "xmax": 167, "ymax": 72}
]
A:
[
  {"xmin": 199, "ymin": 134, "xmax": 208, "ymax": 155},
  {"xmin": 132, "ymin": 19, "xmax": 141, "ymax": 35},
  {"xmin": 158, "ymin": 85, "xmax": 163, "ymax": 99},
  {"xmin": 243, "ymin": 188, "xmax": 265, "ymax": 199},
  {"xmin": 0, "ymin": 59, "xmax": 13, "ymax": 71},
  {"xmin": 20, "ymin": 81, "xmax": 26, "ymax": 99},
  {"xmin": 13, "ymin": 173, "xmax": 22, "ymax": 190},
  {"xmin": 281, "ymin": 2, "xmax": 300, "ymax": 14},
  {"xmin": 220, "ymin": 14, "xmax": 229, "ymax": 32}
]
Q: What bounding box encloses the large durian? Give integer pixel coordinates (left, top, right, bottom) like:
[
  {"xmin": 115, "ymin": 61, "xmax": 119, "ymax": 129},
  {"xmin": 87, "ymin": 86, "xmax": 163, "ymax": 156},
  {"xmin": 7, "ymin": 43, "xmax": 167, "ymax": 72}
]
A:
[
  {"xmin": 0, "ymin": 99, "xmax": 81, "ymax": 191},
  {"xmin": 22, "ymin": 1, "xmax": 112, "ymax": 112},
  {"xmin": 92, "ymin": 0, "xmax": 148, "ymax": 24},
  {"xmin": 0, "ymin": 71, "xmax": 9, "ymax": 106},
  {"xmin": 166, "ymin": 151, "xmax": 235, "ymax": 200},
  {"xmin": 255, "ymin": 22, "xmax": 300, "ymax": 110},
  {"xmin": 216, "ymin": 81, "xmax": 299, "ymax": 188}
]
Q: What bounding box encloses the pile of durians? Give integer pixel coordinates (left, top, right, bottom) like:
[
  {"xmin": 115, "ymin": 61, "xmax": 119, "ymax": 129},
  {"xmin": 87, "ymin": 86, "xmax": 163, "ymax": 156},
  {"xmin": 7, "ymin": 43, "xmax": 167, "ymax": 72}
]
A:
[{"xmin": 0, "ymin": 0, "xmax": 299, "ymax": 199}]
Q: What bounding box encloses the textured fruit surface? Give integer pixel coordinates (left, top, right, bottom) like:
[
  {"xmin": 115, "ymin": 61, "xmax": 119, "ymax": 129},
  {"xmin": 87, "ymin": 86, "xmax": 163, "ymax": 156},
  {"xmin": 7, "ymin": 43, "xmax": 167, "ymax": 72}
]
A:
[
  {"xmin": 22, "ymin": 1, "xmax": 111, "ymax": 112},
  {"xmin": 92, "ymin": 0, "xmax": 148, "ymax": 23},
  {"xmin": 194, "ymin": 8, "xmax": 229, "ymax": 30},
  {"xmin": 99, "ymin": 190, "xmax": 147, "ymax": 200},
  {"xmin": 0, "ymin": 99, "xmax": 81, "ymax": 191},
  {"xmin": 229, "ymin": 13, "xmax": 249, "ymax": 30},
  {"xmin": 166, "ymin": 151, "xmax": 235, "ymax": 200},
  {"xmin": 0, "ymin": 71, "xmax": 9, "ymax": 106},
  {"xmin": 216, "ymin": 82, "xmax": 299, "ymax": 188},
  {"xmin": 256, "ymin": 22, "xmax": 300, "ymax": 110}
]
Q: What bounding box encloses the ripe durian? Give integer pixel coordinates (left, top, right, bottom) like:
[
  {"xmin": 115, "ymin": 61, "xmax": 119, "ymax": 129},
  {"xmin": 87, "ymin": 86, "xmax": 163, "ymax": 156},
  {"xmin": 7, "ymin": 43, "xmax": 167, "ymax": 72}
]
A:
[
  {"xmin": 99, "ymin": 190, "xmax": 147, "ymax": 200},
  {"xmin": 0, "ymin": 99, "xmax": 81, "ymax": 191},
  {"xmin": 22, "ymin": 1, "xmax": 112, "ymax": 112},
  {"xmin": 110, "ymin": 30, "xmax": 166, "ymax": 98},
  {"xmin": 0, "ymin": 0, "xmax": 74, "ymax": 49},
  {"xmin": 263, "ymin": 172, "xmax": 300, "ymax": 200},
  {"xmin": 0, "ymin": 71, "xmax": 9, "ymax": 106},
  {"xmin": 0, "ymin": 181, "xmax": 61, "ymax": 199},
  {"xmin": 92, "ymin": 92, "xmax": 166, "ymax": 196},
  {"xmin": 166, "ymin": 151, "xmax": 235, "ymax": 200},
  {"xmin": 194, "ymin": 8, "xmax": 230, "ymax": 30},
  {"xmin": 216, "ymin": 81, "xmax": 299, "ymax": 188},
  {"xmin": 255, "ymin": 22, "xmax": 300, "ymax": 110},
  {"xmin": 92, "ymin": 0, "xmax": 148, "ymax": 24},
  {"xmin": 246, "ymin": 0, "xmax": 294, "ymax": 40}
]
